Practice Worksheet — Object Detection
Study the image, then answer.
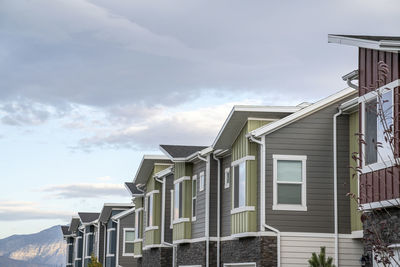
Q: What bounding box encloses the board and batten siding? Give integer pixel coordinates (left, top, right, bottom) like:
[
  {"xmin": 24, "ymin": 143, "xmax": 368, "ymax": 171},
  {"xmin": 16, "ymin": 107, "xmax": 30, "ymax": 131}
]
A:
[
  {"xmin": 220, "ymin": 154, "xmax": 232, "ymax": 237},
  {"xmin": 280, "ymin": 235, "xmax": 363, "ymax": 267},
  {"xmin": 164, "ymin": 173, "xmax": 174, "ymax": 243},
  {"xmin": 118, "ymin": 213, "xmax": 137, "ymax": 267},
  {"xmin": 265, "ymin": 101, "xmax": 353, "ymax": 234},
  {"xmin": 358, "ymin": 48, "xmax": 400, "ymax": 204}
]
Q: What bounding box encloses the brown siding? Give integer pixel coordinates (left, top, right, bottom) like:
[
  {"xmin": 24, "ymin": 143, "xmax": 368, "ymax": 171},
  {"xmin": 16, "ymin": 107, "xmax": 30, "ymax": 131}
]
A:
[{"xmin": 358, "ymin": 48, "xmax": 400, "ymax": 204}]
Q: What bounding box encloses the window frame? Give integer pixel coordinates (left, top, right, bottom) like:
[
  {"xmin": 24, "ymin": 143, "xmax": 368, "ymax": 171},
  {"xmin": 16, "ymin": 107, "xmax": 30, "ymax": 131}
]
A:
[
  {"xmin": 173, "ymin": 176, "xmax": 191, "ymax": 224},
  {"xmin": 272, "ymin": 154, "xmax": 307, "ymax": 211},
  {"xmin": 85, "ymin": 232, "xmax": 93, "ymax": 259},
  {"xmin": 224, "ymin": 167, "xmax": 231, "ymax": 189},
  {"xmin": 74, "ymin": 236, "xmax": 82, "ymax": 261},
  {"xmin": 170, "ymin": 189, "xmax": 174, "ymax": 229},
  {"xmin": 199, "ymin": 171, "xmax": 205, "ymax": 191},
  {"xmin": 145, "ymin": 190, "xmax": 159, "ymax": 231},
  {"xmin": 231, "ymin": 155, "xmax": 255, "ymax": 213},
  {"xmin": 360, "ymin": 83, "xmax": 397, "ymax": 173},
  {"xmin": 106, "ymin": 228, "xmax": 116, "ymax": 257},
  {"xmin": 134, "ymin": 208, "xmax": 143, "ymax": 241},
  {"xmin": 122, "ymin": 228, "xmax": 135, "ymax": 257},
  {"xmin": 192, "ymin": 175, "xmax": 197, "ymax": 221}
]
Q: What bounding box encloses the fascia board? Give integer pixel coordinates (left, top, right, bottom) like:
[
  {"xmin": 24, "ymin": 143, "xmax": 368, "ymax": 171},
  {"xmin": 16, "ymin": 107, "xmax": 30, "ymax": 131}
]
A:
[
  {"xmin": 111, "ymin": 208, "xmax": 135, "ymax": 220},
  {"xmin": 252, "ymin": 88, "xmax": 357, "ymax": 137},
  {"xmin": 328, "ymin": 35, "xmax": 400, "ymax": 52},
  {"xmin": 154, "ymin": 166, "xmax": 173, "ymax": 178}
]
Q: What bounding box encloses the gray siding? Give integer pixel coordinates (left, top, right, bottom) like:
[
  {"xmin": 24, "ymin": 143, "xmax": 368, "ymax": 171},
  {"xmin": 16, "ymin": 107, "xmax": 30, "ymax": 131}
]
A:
[
  {"xmin": 164, "ymin": 173, "xmax": 174, "ymax": 243},
  {"xmin": 99, "ymin": 224, "xmax": 105, "ymax": 265},
  {"xmin": 220, "ymin": 154, "xmax": 232, "ymax": 237},
  {"xmin": 191, "ymin": 160, "xmax": 206, "ymax": 238},
  {"xmin": 264, "ymin": 102, "xmax": 351, "ymax": 233},
  {"xmin": 118, "ymin": 213, "xmax": 138, "ymax": 267},
  {"xmin": 209, "ymin": 155, "xmax": 218, "ymax": 237}
]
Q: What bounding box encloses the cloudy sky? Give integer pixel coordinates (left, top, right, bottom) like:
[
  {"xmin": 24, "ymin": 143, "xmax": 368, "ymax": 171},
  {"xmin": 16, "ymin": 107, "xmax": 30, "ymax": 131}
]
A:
[{"xmin": 0, "ymin": 0, "xmax": 399, "ymax": 238}]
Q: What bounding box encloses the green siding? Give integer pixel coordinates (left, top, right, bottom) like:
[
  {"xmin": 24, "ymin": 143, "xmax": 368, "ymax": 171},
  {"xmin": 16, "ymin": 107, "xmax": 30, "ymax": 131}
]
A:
[
  {"xmin": 173, "ymin": 162, "xmax": 193, "ymax": 241},
  {"xmin": 134, "ymin": 197, "xmax": 143, "ymax": 209},
  {"xmin": 134, "ymin": 242, "xmax": 142, "ymax": 256},
  {"xmin": 230, "ymin": 120, "xmax": 269, "ymax": 234},
  {"xmin": 349, "ymin": 111, "xmax": 362, "ymax": 232},
  {"xmin": 173, "ymin": 221, "xmax": 192, "ymax": 240}
]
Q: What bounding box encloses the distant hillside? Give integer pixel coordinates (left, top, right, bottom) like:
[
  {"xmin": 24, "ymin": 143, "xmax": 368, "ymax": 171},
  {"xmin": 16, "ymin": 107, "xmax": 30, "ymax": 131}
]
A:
[{"xmin": 0, "ymin": 225, "xmax": 66, "ymax": 267}]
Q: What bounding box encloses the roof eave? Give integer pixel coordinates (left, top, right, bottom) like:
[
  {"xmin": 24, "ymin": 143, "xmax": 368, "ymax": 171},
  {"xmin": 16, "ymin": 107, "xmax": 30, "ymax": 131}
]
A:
[{"xmin": 328, "ymin": 34, "xmax": 400, "ymax": 52}]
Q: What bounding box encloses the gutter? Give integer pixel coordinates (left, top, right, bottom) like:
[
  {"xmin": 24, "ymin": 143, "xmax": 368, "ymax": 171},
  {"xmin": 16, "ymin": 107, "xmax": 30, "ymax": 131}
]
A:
[
  {"xmin": 213, "ymin": 154, "xmax": 221, "ymax": 267},
  {"xmin": 263, "ymin": 224, "xmax": 281, "ymax": 267},
  {"xmin": 205, "ymin": 154, "xmax": 210, "ymax": 267},
  {"xmin": 342, "ymin": 70, "xmax": 359, "ymax": 90},
  {"xmin": 333, "ymin": 108, "xmax": 342, "ymax": 266}
]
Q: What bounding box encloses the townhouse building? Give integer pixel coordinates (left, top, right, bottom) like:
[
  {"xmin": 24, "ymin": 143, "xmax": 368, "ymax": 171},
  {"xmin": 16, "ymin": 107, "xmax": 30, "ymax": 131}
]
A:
[
  {"xmin": 62, "ymin": 225, "xmax": 74, "ymax": 266},
  {"xmin": 329, "ymin": 34, "xmax": 400, "ymax": 266},
  {"xmin": 78, "ymin": 212, "xmax": 100, "ymax": 267}
]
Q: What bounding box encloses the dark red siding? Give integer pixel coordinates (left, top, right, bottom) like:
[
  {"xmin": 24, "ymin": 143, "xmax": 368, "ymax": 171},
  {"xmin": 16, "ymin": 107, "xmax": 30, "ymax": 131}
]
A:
[{"xmin": 359, "ymin": 48, "xmax": 400, "ymax": 204}]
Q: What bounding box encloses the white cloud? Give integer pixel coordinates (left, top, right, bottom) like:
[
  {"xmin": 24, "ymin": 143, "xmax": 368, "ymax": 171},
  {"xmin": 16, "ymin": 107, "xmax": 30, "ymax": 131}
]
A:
[
  {"xmin": 0, "ymin": 201, "xmax": 73, "ymax": 221},
  {"xmin": 40, "ymin": 183, "xmax": 128, "ymax": 198}
]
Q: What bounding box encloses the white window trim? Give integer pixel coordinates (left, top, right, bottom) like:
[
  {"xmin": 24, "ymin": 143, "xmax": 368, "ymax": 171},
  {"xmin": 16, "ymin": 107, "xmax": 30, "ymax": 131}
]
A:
[
  {"xmin": 122, "ymin": 228, "xmax": 135, "ymax": 257},
  {"xmin": 106, "ymin": 228, "xmax": 116, "ymax": 257},
  {"xmin": 74, "ymin": 236, "xmax": 82, "ymax": 261},
  {"xmin": 145, "ymin": 194, "xmax": 154, "ymax": 228},
  {"xmin": 146, "ymin": 190, "xmax": 160, "ymax": 196},
  {"xmin": 199, "ymin": 171, "xmax": 205, "ymax": 192},
  {"xmin": 145, "ymin": 226, "xmax": 159, "ymax": 231},
  {"xmin": 173, "ymin": 218, "xmax": 190, "ymax": 224},
  {"xmin": 192, "ymin": 175, "xmax": 197, "ymax": 221},
  {"xmin": 223, "ymin": 263, "xmax": 256, "ymax": 267},
  {"xmin": 85, "ymin": 232, "xmax": 93, "ymax": 259},
  {"xmin": 224, "ymin": 167, "xmax": 231, "ymax": 189},
  {"xmin": 272, "ymin": 154, "xmax": 307, "ymax": 211},
  {"xmin": 230, "ymin": 206, "xmax": 255, "ymax": 215},
  {"xmin": 174, "ymin": 176, "xmax": 191, "ymax": 184},
  {"xmin": 170, "ymin": 189, "xmax": 174, "ymax": 229},
  {"xmin": 231, "ymin": 155, "xmax": 255, "ymax": 167},
  {"xmin": 135, "ymin": 209, "xmax": 143, "ymax": 240},
  {"xmin": 359, "ymin": 80, "xmax": 400, "ymax": 173}
]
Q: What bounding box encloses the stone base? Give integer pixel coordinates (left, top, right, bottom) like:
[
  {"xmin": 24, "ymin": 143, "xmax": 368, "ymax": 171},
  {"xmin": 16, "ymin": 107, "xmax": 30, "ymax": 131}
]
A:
[
  {"xmin": 177, "ymin": 241, "xmax": 217, "ymax": 266},
  {"xmin": 363, "ymin": 207, "xmax": 400, "ymax": 267},
  {"xmin": 221, "ymin": 236, "xmax": 277, "ymax": 267},
  {"xmin": 141, "ymin": 246, "xmax": 173, "ymax": 267}
]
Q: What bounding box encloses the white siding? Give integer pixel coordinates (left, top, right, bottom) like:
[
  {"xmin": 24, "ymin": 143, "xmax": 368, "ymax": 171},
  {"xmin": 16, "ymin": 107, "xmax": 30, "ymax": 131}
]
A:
[{"xmin": 280, "ymin": 235, "xmax": 363, "ymax": 267}]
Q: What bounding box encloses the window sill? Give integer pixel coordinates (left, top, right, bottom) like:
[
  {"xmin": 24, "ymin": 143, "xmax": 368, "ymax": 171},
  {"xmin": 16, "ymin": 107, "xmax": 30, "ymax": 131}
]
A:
[
  {"xmin": 192, "ymin": 216, "xmax": 196, "ymax": 222},
  {"xmin": 362, "ymin": 158, "xmax": 399, "ymax": 173},
  {"xmin": 230, "ymin": 206, "xmax": 255, "ymax": 215},
  {"xmin": 173, "ymin": 218, "xmax": 190, "ymax": 224},
  {"xmin": 133, "ymin": 239, "xmax": 143, "ymax": 243},
  {"xmin": 145, "ymin": 226, "xmax": 158, "ymax": 231},
  {"xmin": 122, "ymin": 253, "xmax": 135, "ymax": 257},
  {"xmin": 272, "ymin": 204, "xmax": 307, "ymax": 211},
  {"xmin": 106, "ymin": 254, "xmax": 115, "ymax": 257}
]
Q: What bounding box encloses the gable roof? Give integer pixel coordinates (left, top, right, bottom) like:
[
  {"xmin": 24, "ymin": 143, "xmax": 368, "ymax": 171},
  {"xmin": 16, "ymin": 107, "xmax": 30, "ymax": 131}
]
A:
[
  {"xmin": 328, "ymin": 34, "xmax": 400, "ymax": 52},
  {"xmin": 111, "ymin": 207, "xmax": 135, "ymax": 220},
  {"xmin": 78, "ymin": 212, "xmax": 100, "ymax": 224},
  {"xmin": 124, "ymin": 182, "xmax": 144, "ymax": 196},
  {"xmin": 252, "ymin": 88, "xmax": 357, "ymax": 137},
  {"xmin": 61, "ymin": 225, "xmax": 71, "ymax": 236},
  {"xmin": 159, "ymin": 145, "xmax": 208, "ymax": 160},
  {"xmin": 68, "ymin": 216, "xmax": 80, "ymax": 232},
  {"xmin": 133, "ymin": 155, "xmax": 172, "ymax": 185},
  {"xmin": 98, "ymin": 203, "xmax": 134, "ymax": 223},
  {"xmin": 212, "ymin": 105, "xmax": 300, "ymax": 150}
]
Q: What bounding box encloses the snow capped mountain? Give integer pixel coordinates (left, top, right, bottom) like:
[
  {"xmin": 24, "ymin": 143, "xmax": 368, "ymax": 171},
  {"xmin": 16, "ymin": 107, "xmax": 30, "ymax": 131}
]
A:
[{"xmin": 0, "ymin": 225, "xmax": 66, "ymax": 267}]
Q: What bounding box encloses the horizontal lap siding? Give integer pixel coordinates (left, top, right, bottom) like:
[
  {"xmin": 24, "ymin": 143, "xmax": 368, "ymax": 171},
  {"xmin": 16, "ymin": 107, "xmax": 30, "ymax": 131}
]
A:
[
  {"xmin": 119, "ymin": 214, "xmax": 137, "ymax": 267},
  {"xmin": 265, "ymin": 102, "xmax": 352, "ymax": 234},
  {"xmin": 220, "ymin": 155, "xmax": 232, "ymax": 237},
  {"xmin": 359, "ymin": 48, "xmax": 400, "ymax": 203},
  {"xmin": 209, "ymin": 156, "xmax": 218, "ymax": 237},
  {"xmin": 280, "ymin": 236, "xmax": 363, "ymax": 267},
  {"xmin": 192, "ymin": 160, "xmax": 206, "ymax": 238}
]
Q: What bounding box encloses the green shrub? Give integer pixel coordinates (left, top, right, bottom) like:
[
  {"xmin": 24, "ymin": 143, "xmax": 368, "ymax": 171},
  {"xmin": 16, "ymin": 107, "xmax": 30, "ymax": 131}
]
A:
[
  {"xmin": 308, "ymin": 246, "xmax": 336, "ymax": 267},
  {"xmin": 88, "ymin": 254, "xmax": 102, "ymax": 267}
]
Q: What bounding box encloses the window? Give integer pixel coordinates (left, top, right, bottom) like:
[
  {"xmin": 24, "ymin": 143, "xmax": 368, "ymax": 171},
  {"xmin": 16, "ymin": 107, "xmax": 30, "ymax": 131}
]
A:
[
  {"xmin": 192, "ymin": 175, "xmax": 197, "ymax": 220},
  {"xmin": 364, "ymin": 89, "xmax": 393, "ymax": 168},
  {"xmin": 74, "ymin": 236, "xmax": 82, "ymax": 260},
  {"xmin": 107, "ymin": 228, "xmax": 116, "ymax": 257},
  {"xmin": 174, "ymin": 182, "xmax": 183, "ymax": 219},
  {"xmin": 123, "ymin": 228, "xmax": 135, "ymax": 256},
  {"xmin": 85, "ymin": 233, "xmax": 93, "ymax": 258},
  {"xmin": 146, "ymin": 194, "xmax": 153, "ymax": 227},
  {"xmin": 224, "ymin": 167, "xmax": 231, "ymax": 189},
  {"xmin": 233, "ymin": 161, "xmax": 246, "ymax": 208},
  {"xmin": 199, "ymin": 171, "xmax": 205, "ymax": 191},
  {"xmin": 170, "ymin": 190, "xmax": 174, "ymax": 229},
  {"xmin": 135, "ymin": 209, "xmax": 143, "ymax": 240},
  {"xmin": 273, "ymin": 155, "xmax": 307, "ymax": 211}
]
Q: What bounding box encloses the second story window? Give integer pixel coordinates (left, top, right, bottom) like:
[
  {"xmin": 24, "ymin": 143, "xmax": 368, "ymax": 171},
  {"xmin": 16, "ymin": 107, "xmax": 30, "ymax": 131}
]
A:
[
  {"xmin": 199, "ymin": 171, "xmax": 205, "ymax": 191},
  {"xmin": 174, "ymin": 182, "xmax": 183, "ymax": 220},
  {"xmin": 85, "ymin": 232, "xmax": 93, "ymax": 258},
  {"xmin": 123, "ymin": 228, "xmax": 135, "ymax": 256},
  {"xmin": 192, "ymin": 175, "xmax": 197, "ymax": 221},
  {"xmin": 273, "ymin": 155, "xmax": 307, "ymax": 211},
  {"xmin": 363, "ymin": 89, "xmax": 393, "ymax": 168},
  {"xmin": 146, "ymin": 194, "xmax": 153, "ymax": 227},
  {"xmin": 135, "ymin": 208, "xmax": 143, "ymax": 240},
  {"xmin": 106, "ymin": 228, "xmax": 116, "ymax": 257},
  {"xmin": 233, "ymin": 161, "xmax": 246, "ymax": 208},
  {"xmin": 224, "ymin": 167, "xmax": 230, "ymax": 189}
]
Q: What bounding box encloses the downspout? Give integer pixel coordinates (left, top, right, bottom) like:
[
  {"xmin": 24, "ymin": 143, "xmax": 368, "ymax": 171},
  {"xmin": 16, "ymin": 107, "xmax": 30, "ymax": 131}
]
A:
[
  {"xmin": 263, "ymin": 224, "xmax": 280, "ymax": 267},
  {"xmin": 97, "ymin": 221, "xmax": 100, "ymax": 259},
  {"xmin": 213, "ymin": 154, "xmax": 221, "ymax": 267},
  {"xmin": 82, "ymin": 227, "xmax": 86, "ymax": 267},
  {"xmin": 113, "ymin": 218, "xmax": 120, "ymax": 267},
  {"xmin": 333, "ymin": 108, "xmax": 342, "ymax": 267},
  {"xmin": 102, "ymin": 222, "xmax": 107, "ymax": 266}
]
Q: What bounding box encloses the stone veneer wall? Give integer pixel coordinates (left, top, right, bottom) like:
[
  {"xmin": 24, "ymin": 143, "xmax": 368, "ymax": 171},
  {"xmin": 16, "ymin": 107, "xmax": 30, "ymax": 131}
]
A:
[
  {"xmin": 221, "ymin": 236, "xmax": 277, "ymax": 267},
  {"xmin": 142, "ymin": 247, "xmax": 173, "ymax": 267},
  {"xmin": 363, "ymin": 207, "xmax": 400, "ymax": 267},
  {"xmin": 176, "ymin": 241, "xmax": 217, "ymax": 266}
]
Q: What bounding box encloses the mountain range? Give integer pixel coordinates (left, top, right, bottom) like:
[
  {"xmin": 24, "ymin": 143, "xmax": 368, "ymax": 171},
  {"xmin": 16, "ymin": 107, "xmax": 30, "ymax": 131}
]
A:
[{"xmin": 0, "ymin": 225, "xmax": 66, "ymax": 267}]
